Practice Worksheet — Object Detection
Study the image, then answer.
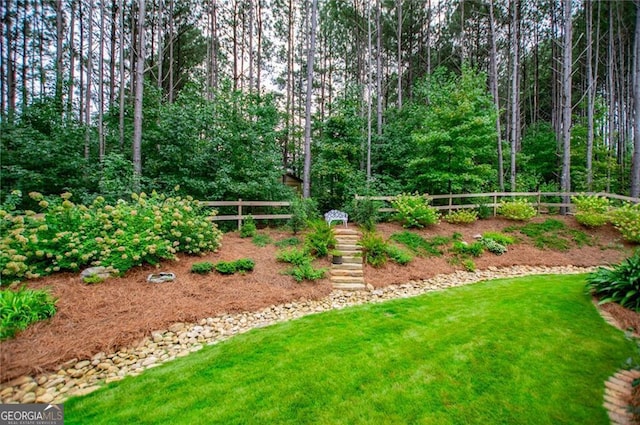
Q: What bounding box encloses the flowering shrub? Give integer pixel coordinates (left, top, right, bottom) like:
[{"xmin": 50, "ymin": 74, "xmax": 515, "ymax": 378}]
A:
[
  {"xmin": 392, "ymin": 193, "xmax": 439, "ymax": 228},
  {"xmin": 444, "ymin": 209, "xmax": 478, "ymax": 224},
  {"xmin": 0, "ymin": 191, "xmax": 223, "ymax": 284},
  {"xmin": 609, "ymin": 203, "xmax": 640, "ymax": 243},
  {"xmin": 498, "ymin": 199, "xmax": 537, "ymax": 221},
  {"xmin": 572, "ymin": 195, "xmax": 609, "ymax": 227}
]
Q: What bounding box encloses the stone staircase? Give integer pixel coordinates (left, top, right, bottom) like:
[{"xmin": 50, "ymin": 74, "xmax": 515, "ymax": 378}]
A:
[{"xmin": 330, "ymin": 227, "xmax": 365, "ymax": 290}]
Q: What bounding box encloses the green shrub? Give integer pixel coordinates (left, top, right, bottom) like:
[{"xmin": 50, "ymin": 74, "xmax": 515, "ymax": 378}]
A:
[
  {"xmin": 235, "ymin": 258, "xmax": 255, "ymax": 272},
  {"xmin": 304, "ymin": 219, "xmax": 336, "ymax": 257},
  {"xmin": 276, "ymin": 248, "xmax": 313, "ymax": 266},
  {"xmin": 240, "ymin": 216, "xmax": 257, "ymax": 238},
  {"xmin": 214, "ymin": 261, "xmax": 237, "ymax": 275},
  {"xmin": 482, "ymin": 231, "xmax": 515, "ymax": 245},
  {"xmin": 463, "ymin": 259, "xmax": 476, "ymax": 272},
  {"xmin": 476, "ymin": 203, "xmax": 492, "ymax": 219},
  {"xmin": 480, "ymin": 238, "xmax": 507, "ymax": 255},
  {"xmin": 444, "ymin": 209, "xmax": 478, "ymax": 224},
  {"xmin": 587, "ymin": 250, "xmax": 640, "ymax": 311},
  {"xmin": 572, "ymin": 195, "xmax": 610, "ymax": 228},
  {"xmin": 498, "ymin": 199, "xmax": 537, "ymax": 221},
  {"xmin": 385, "ymin": 244, "xmax": 413, "ymax": 265},
  {"xmin": 252, "ymin": 234, "xmax": 272, "ymax": 247},
  {"xmin": 82, "ymin": 274, "xmax": 104, "ymax": 284},
  {"xmin": 390, "ymin": 231, "xmax": 448, "ymax": 257},
  {"xmin": 288, "ymin": 197, "xmax": 318, "ymax": 234},
  {"xmin": 359, "ymin": 232, "xmax": 388, "ymax": 268},
  {"xmin": 392, "ymin": 193, "xmax": 439, "ymax": 228},
  {"xmin": 191, "ymin": 261, "xmax": 215, "ymax": 274},
  {"xmin": 349, "ymin": 197, "xmax": 380, "ymax": 231},
  {"xmin": 286, "ymin": 263, "xmax": 327, "ymax": 282},
  {"xmin": 274, "ymin": 237, "xmax": 301, "ymax": 248},
  {"xmin": 610, "ymin": 203, "xmax": 640, "ymax": 243},
  {"xmin": 0, "ymin": 287, "xmax": 57, "ymax": 340},
  {"xmin": 452, "ymin": 241, "xmax": 484, "ymax": 257},
  {"xmin": 0, "ymin": 191, "xmax": 223, "ymax": 283}
]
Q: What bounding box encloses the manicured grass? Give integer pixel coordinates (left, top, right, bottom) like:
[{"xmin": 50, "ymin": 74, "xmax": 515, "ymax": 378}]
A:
[{"xmin": 65, "ymin": 275, "xmax": 635, "ymax": 424}]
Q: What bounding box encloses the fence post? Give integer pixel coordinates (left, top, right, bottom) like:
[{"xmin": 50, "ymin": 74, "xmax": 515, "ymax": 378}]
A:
[
  {"xmin": 537, "ymin": 191, "xmax": 542, "ymax": 215},
  {"xmin": 238, "ymin": 199, "xmax": 242, "ymax": 231},
  {"xmin": 493, "ymin": 193, "xmax": 498, "ymax": 217}
]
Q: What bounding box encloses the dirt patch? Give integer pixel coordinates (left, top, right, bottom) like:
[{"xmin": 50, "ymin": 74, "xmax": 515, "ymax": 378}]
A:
[{"xmin": 0, "ymin": 215, "xmax": 636, "ymax": 383}]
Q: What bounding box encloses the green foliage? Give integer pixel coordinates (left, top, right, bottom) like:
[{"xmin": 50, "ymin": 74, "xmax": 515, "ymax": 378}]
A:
[
  {"xmin": 409, "ymin": 67, "xmax": 497, "ymax": 194},
  {"xmin": 609, "ymin": 203, "xmax": 640, "ymax": 243},
  {"xmin": 518, "ymin": 123, "xmax": 559, "ymax": 187},
  {"xmin": 0, "ymin": 191, "xmax": 223, "ymax": 283},
  {"xmin": 392, "ymin": 193, "xmax": 439, "ymax": 228},
  {"xmin": 82, "ymin": 274, "xmax": 105, "ymax": 284},
  {"xmin": 572, "ymin": 195, "xmax": 610, "ymax": 228},
  {"xmin": 288, "ymin": 197, "xmax": 318, "ymax": 235},
  {"xmin": 348, "ymin": 197, "xmax": 380, "ymax": 231},
  {"xmin": 286, "ymin": 263, "xmax": 327, "ymax": 282},
  {"xmin": 498, "ymin": 199, "xmax": 537, "ymax": 221},
  {"xmin": 462, "ymin": 259, "xmax": 476, "ymax": 272},
  {"xmin": 191, "ymin": 261, "xmax": 215, "ymax": 274},
  {"xmin": 252, "ymin": 234, "xmax": 272, "ymax": 247},
  {"xmin": 587, "ymin": 251, "xmax": 640, "ymax": 311},
  {"xmin": 482, "ymin": 232, "xmax": 515, "ymax": 246},
  {"xmin": 276, "ymin": 248, "xmax": 313, "ymax": 266},
  {"xmin": 390, "ymin": 231, "xmax": 448, "ymax": 257},
  {"xmin": 359, "ymin": 232, "xmax": 388, "ymax": 268},
  {"xmin": 443, "ymin": 209, "xmax": 478, "ymax": 224},
  {"xmin": 214, "ymin": 261, "xmax": 237, "ymax": 275},
  {"xmin": 480, "ymin": 238, "xmax": 507, "ymax": 255},
  {"xmin": 384, "ymin": 244, "xmax": 414, "ymax": 265},
  {"xmin": 506, "ymin": 219, "xmax": 593, "ymax": 251},
  {"xmin": 235, "ymin": 258, "xmax": 255, "ymax": 273},
  {"xmin": 274, "ymin": 237, "xmax": 301, "ymax": 248},
  {"xmin": 0, "ymin": 287, "xmax": 57, "ymax": 340},
  {"xmin": 304, "ymin": 220, "xmax": 336, "ymax": 258},
  {"xmin": 476, "ymin": 204, "xmax": 492, "ymax": 220},
  {"xmin": 452, "ymin": 241, "xmax": 484, "ymax": 257},
  {"xmin": 240, "ymin": 216, "xmax": 257, "ymax": 238}
]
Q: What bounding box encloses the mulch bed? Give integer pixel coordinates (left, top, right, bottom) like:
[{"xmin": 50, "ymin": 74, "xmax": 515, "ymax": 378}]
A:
[{"xmin": 0, "ymin": 215, "xmax": 637, "ymax": 384}]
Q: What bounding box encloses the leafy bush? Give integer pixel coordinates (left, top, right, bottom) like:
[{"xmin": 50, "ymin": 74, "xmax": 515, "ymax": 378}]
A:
[
  {"xmin": 0, "ymin": 191, "xmax": 223, "ymax": 284},
  {"xmin": 572, "ymin": 195, "xmax": 610, "ymax": 228},
  {"xmin": 240, "ymin": 216, "xmax": 257, "ymax": 238},
  {"xmin": 390, "ymin": 231, "xmax": 448, "ymax": 257},
  {"xmin": 276, "ymin": 248, "xmax": 313, "ymax": 266},
  {"xmin": 610, "ymin": 203, "xmax": 640, "ymax": 243},
  {"xmin": 214, "ymin": 261, "xmax": 237, "ymax": 275},
  {"xmin": 482, "ymin": 231, "xmax": 515, "ymax": 246},
  {"xmin": 463, "ymin": 259, "xmax": 476, "ymax": 272},
  {"xmin": 452, "ymin": 241, "xmax": 484, "ymax": 257},
  {"xmin": 385, "ymin": 244, "xmax": 413, "ymax": 265},
  {"xmin": 191, "ymin": 261, "xmax": 215, "ymax": 274},
  {"xmin": 235, "ymin": 258, "xmax": 255, "ymax": 273},
  {"xmin": 587, "ymin": 250, "xmax": 640, "ymax": 311},
  {"xmin": 274, "ymin": 237, "xmax": 301, "ymax": 248},
  {"xmin": 252, "ymin": 234, "xmax": 272, "ymax": 247},
  {"xmin": 476, "ymin": 203, "xmax": 492, "ymax": 219},
  {"xmin": 359, "ymin": 232, "xmax": 388, "ymax": 268},
  {"xmin": 444, "ymin": 209, "xmax": 478, "ymax": 224},
  {"xmin": 288, "ymin": 197, "xmax": 318, "ymax": 234},
  {"xmin": 480, "ymin": 238, "xmax": 507, "ymax": 255},
  {"xmin": 349, "ymin": 197, "xmax": 380, "ymax": 231},
  {"xmin": 498, "ymin": 199, "xmax": 537, "ymax": 221},
  {"xmin": 304, "ymin": 219, "xmax": 336, "ymax": 257},
  {"xmin": 392, "ymin": 193, "xmax": 439, "ymax": 228},
  {"xmin": 286, "ymin": 263, "xmax": 327, "ymax": 282},
  {"xmin": 1, "ymin": 287, "xmax": 57, "ymax": 340}
]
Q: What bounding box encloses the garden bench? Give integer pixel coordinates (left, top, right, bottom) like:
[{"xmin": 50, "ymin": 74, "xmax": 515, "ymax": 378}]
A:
[{"xmin": 324, "ymin": 210, "xmax": 348, "ymax": 227}]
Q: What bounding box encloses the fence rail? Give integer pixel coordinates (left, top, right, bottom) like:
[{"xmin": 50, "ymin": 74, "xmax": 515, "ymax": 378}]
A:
[
  {"xmin": 200, "ymin": 199, "xmax": 292, "ymax": 229},
  {"xmin": 355, "ymin": 191, "xmax": 639, "ymax": 216}
]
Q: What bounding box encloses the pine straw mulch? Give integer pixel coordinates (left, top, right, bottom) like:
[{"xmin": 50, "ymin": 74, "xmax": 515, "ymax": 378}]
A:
[{"xmin": 0, "ymin": 215, "xmax": 638, "ymax": 385}]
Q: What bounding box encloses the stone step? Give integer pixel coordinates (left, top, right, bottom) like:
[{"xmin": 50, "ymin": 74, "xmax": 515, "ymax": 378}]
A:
[
  {"xmin": 330, "ymin": 276, "xmax": 365, "ymax": 284},
  {"xmin": 330, "ymin": 269, "xmax": 364, "ymax": 277},
  {"xmin": 336, "ymin": 244, "xmax": 359, "ymax": 251},
  {"xmin": 331, "ymin": 263, "xmax": 362, "ymax": 270},
  {"xmin": 342, "ymin": 256, "xmax": 362, "ymax": 264},
  {"xmin": 336, "ymin": 235, "xmax": 360, "ymax": 241},
  {"xmin": 334, "ymin": 228, "xmax": 361, "ymax": 236},
  {"xmin": 332, "ymin": 283, "xmax": 367, "ymax": 291}
]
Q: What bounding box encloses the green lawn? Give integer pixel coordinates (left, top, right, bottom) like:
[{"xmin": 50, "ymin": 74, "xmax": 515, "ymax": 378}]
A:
[{"xmin": 65, "ymin": 274, "xmax": 635, "ymax": 424}]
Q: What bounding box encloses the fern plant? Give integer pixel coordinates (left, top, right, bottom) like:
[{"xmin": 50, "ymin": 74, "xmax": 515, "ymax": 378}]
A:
[{"xmin": 587, "ymin": 250, "xmax": 640, "ymax": 312}]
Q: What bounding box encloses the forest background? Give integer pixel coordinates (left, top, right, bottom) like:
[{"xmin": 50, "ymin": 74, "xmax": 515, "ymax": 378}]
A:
[{"xmin": 1, "ymin": 0, "xmax": 639, "ymax": 213}]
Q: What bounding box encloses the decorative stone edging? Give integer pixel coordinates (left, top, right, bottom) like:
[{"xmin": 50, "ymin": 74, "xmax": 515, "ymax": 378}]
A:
[
  {"xmin": 0, "ymin": 264, "xmax": 624, "ymax": 410},
  {"xmin": 604, "ymin": 370, "xmax": 640, "ymax": 425}
]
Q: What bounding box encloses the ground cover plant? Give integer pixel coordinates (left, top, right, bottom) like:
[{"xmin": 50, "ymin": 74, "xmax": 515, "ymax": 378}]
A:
[
  {"xmin": 276, "ymin": 246, "xmax": 326, "ymax": 283},
  {"xmin": 0, "ymin": 191, "xmax": 223, "ymax": 284},
  {"xmin": 587, "ymin": 250, "xmax": 640, "ymax": 312},
  {"xmin": 0, "ymin": 287, "xmax": 57, "ymax": 340},
  {"xmin": 504, "ymin": 218, "xmax": 593, "ymax": 251},
  {"xmin": 214, "ymin": 258, "xmax": 255, "ymax": 275},
  {"xmin": 63, "ymin": 274, "xmax": 635, "ymax": 424},
  {"xmin": 390, "ymin": 231, "xmax": 449, "ymax": 257},
  {"xmin": 251, "ymin": 234, "xmax": 272, "ymax": 247},
  {"xmin": 190, "ymin": 261, "xmax": 215, "ymax": 274}
]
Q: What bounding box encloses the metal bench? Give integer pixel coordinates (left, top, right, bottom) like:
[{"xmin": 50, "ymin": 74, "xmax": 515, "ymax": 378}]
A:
[{"xmin": 324, "ymin": 209, "xmax": 348, "ymax": 227}]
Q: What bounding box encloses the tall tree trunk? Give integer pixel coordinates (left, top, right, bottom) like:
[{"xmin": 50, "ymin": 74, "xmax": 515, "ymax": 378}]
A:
[
  {"xmin": 560, "ymin": 0, "xmax": 573, "ymax": 210},
  {"xmin": 133, "ymin": 0, "xmax": 146, "ymax": 192},
  {"xmin": 5, "ymin": 0, "xmax": 16, "ymax": 119},
  {"xmin": 0, "ymin": 1, "xmax": 5, "ymax": 119},
  {"xmin": 20, "ymin": 0, "xmax": 27, "ymax": 112},
  {"xmin": 248, "ymin": 0, "xmax": 254, "ymax": 92},
  {"xmin": 68, "ymin": 1, "xmax": 76, "ymax": 115},
  {"xmin": 376, "ymin": 0, "xmax": 382, "ymax": 137},
  {"xmin": 488, "ymin": 0, "xmax": 504, "ymax": 191},
  {"xmin": 232, "ymin": 0, "xmax": 238, "ymax": 91},
  {"xmin": 168, "ymin": 0, "xmax": 174, "ymax": 101},
  {"xmin": 157, "ymin": 0, "xmax": 164, "ymax": 93},
  {"xmin": 109, "ymin": 0, "xmax": 117, "ymax": 108},
  {"xmin": 630, "ymin": 0, "xmax": 640, "ymax": 197},
  {"xmin": 396, "ymin": 0, "xmax": 402, "ymax": 109},
  {"xmin": 607, "ymin": 3, "xmax": 616, "ymax": 192},
  {"xmin": 302, "ymin": 0, "xmax": 318, "ymax": 198},
  {"xmin": 118, "ymin": 0, "xmax": 125, "ymax": 149},
  {"xmin": 585, "ymin": 0, "xmax": 594, "ymax": 190},
  {"xmin": 85, "ymin": 0, "xmax": 94, "ymax": 160},
  {"xmin": 366, "ymin": 1, "xmax": 372, "ymax": 180},
  {"xmin": 256, "ymin": 0, "xmax": 262, "ymax": 93},
  {"xmin": 99, "ymin": 0, "xmax": 106, "ymax": 161},
  {"xmin": 55, "ymin": 0, "xmax": 63, "ymax": 112},
  {"xmin": 509, "ymin": 0, "xmax": 520, "ymax": 191}
]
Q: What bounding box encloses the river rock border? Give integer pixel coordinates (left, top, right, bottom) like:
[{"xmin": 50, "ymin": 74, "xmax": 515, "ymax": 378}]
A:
[{"xmin": 0, "ymin": 264, "xmax": 630, "ymax": 417}]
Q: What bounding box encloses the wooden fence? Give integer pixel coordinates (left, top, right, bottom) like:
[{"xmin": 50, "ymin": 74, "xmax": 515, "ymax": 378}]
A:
[
  {"xmin": 354, "ymin": 192, "xmax": 640, "ymax": 216},
  {"xmin": 200, "ymin": 200, "xmax": 291, "ymax": 230}
]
